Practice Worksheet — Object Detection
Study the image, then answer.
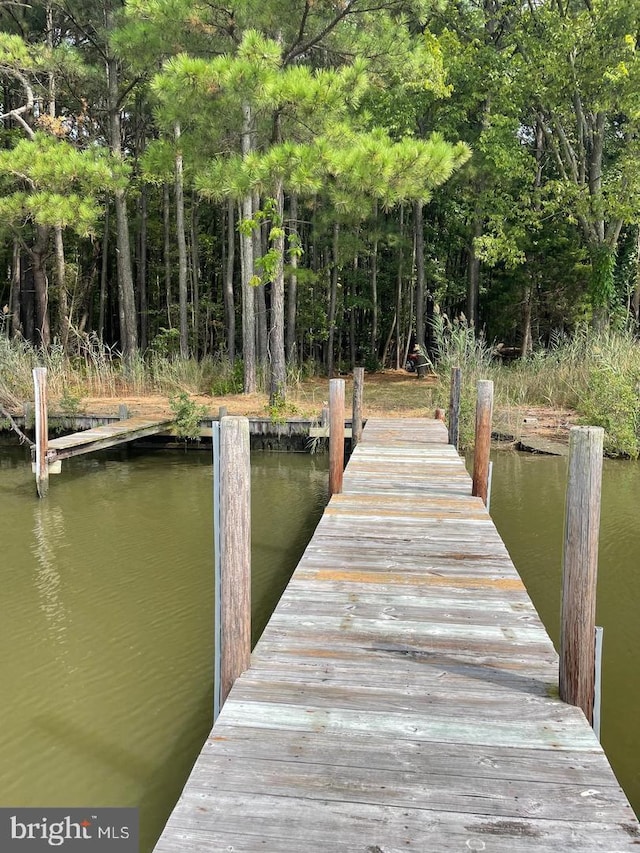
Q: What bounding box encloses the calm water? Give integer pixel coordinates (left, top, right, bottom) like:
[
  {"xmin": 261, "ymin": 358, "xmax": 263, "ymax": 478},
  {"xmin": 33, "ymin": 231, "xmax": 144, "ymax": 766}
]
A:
[
  {"xmin": 490, "ymin": 451, "xmax": 640, "ymax": 817},
  {"xmin": 0, "ymin": 441, "xmax": 328, "ymax": 851}
]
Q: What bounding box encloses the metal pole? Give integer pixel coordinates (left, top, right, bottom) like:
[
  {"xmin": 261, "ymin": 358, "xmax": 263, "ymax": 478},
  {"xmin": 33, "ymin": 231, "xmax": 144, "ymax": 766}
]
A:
[
  {"xmin": 33, "ymin": 367, "xmax": 49, "ymax": 498},
  {"xmin": 486, "ymin": 460, "xmax": 494, "ymax": 513},
  {"xmin": 593, "ymin": 625, "xmax": 604, "ymax": 741},
  {"xmin": 212, "ymin": 420, "xmax": 221, "ymax": 721}
]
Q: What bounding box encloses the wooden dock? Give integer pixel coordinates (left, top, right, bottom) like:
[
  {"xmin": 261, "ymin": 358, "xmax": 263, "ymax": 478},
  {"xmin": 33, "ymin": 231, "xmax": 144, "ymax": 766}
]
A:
[
  {"xmin": 155, "ymin": 417, "xmax": 640, "ymax": 851},
  {"xmin": 45, "ymin": 415, "xmax": 173, "ymax": 462}
]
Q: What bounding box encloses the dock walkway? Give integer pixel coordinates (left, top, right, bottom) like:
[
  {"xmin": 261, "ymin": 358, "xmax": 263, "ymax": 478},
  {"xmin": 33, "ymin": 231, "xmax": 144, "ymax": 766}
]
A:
[{"xmin": 155, "ymin": 417, "xmax": 639, "ymax": 851}]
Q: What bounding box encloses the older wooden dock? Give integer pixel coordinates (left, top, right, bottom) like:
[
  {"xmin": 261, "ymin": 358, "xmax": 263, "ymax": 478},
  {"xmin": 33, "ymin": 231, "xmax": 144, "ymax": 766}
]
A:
[
  {"xmin": 45, "ymin": 415, "xmax": 173, "ymax": 462},
  {"xmin": 155, "ymin": 417, "xmax": 639, "ymax": 851}
]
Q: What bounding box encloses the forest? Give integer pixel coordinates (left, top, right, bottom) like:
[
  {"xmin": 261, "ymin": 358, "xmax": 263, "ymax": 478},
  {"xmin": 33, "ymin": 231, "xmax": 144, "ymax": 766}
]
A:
[{"xmin": 1, "ymin": 0, "xmax": 640, "ymax": 408}]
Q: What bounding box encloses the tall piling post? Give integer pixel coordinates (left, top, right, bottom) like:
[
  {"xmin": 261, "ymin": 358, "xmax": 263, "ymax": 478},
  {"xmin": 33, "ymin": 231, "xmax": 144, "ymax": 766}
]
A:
[
  {"xmin": 329, "ymin": 378, "xmax": 345, "ymax": 495},
  {"xmin": 33, "ymin": 367, "xmax": 49, "ymax": 498},
  {"xmin": 472, "ymin": 379, "xmax": 493, "ymax": 505},
  {"xmin": 352, "ymin": 367, "xmax": 364, "ymax": 448},
  {"xmin": 449, "ymin": 366, "xmax": 462, "ymax": 451},
  {"xmin": 216, "ymin": 416, "xmax": 251, "ymax": 709},
  {"xmin": 559, "ymin": 426, "xmax": 604, "ymax": 725}
]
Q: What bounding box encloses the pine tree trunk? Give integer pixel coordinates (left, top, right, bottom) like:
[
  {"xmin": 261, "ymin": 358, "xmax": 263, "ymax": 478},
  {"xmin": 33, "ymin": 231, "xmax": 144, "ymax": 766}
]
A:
[
  {"xmin": 9, "ymin": 237, "xmax": 22, "ymax": 339},
  {"xmin": 163, "ymin": 183, "xmax": 172, "ymax": 328},
  {"xmin": 138, "ymin": 185, "xmax": 148, "ymax": 351},
  {"xmin": 269, "ymin": 179, "xmax": 286, "ymax": 405},
  {"xmin": 350, "ymin": 255, "xmax": 357, "ymax": 369},
  {"xmin": 395, "ymin": 207, "xmax": 404, "ymax": 370},
  {"xmin": 224, "ymin": 198, "xmax": 236, "ymax": 361},
  {"xmin": 107, "ymin": 52, "xmax": 137, "ymax": 357},
  {"xmin": 54, "ymin": 225, "xmax": 69, "ymax": 351},
  {"xmin": 371, "ymin": 202, "xmax": 378, "ymax": 360},
  {"xmin": 99, "ymin": 205, "xmax": 109, "ymax": 341},
  {"xmin": 414, "ymin": 200, "xmax": 425, "ymax": 350},
  {"xmin": 31, "ymin": 224, "xmax": 51, "ymax": 349},
  {"xmin": 190, "ymin": 194, "xmax": 200, "ymax": 357},
  {"xmin": 327, "ymin": 222, "xmax": 339, "ymax": 377},
  {"xmin": 240, "ymin": 103, "xmax": 257, "ymax": 392},
  {"xmin": 521, "ymin": 285, "xmax": 533, "ymax": 357},
  {"xmin": 254, "ymin": 192, "xmax": 268, "ymax": 367},
  {"xmin": 286, "ymin": 193, "xmax": 298, "ymax": 363},
  {"xmin": 175, "ymin": 122, "xmax": 189, "ymax": 358},
  {"xmin": 467, "ymin": 217, "xmax": 482, "ymax": 330}
]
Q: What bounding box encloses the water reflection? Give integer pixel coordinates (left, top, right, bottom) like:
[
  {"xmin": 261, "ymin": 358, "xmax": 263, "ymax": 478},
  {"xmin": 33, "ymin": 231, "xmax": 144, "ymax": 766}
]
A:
[
  {"xmin": 32, "ymin": 504, "xmax": 69, "ymax": 652},
  {"xmin": 0, "ymin": 442, "xmax": 328, "ymax": 851}
]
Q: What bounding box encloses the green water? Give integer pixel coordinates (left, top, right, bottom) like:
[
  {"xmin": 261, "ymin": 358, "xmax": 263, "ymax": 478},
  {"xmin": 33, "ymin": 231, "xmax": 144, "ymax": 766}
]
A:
[
  {"xmin": 490, "ymin": 451, "xmax": 640, "ymax": 818},
  {"xmin": 0, "ymin": 442, "xmax": 328, "ymax": 851}
]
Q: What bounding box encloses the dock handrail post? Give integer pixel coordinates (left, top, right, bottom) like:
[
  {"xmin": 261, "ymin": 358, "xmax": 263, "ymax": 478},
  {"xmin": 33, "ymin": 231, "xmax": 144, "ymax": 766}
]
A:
[
  {"xmin": 218, "ymin": 416, "xmax": 251, "ymax": 708},
  {"xmin": 449, "ymin": 366, "xmax": 462, "ymax": 450},
  {"xmin": 352, "ymin": 367, "xmax": 364, "ymax": 447},
  {"xmin": 33, "ymin": 367, "xmax": 49, "ymax": 498},
  {"xmin": 559, "ymin": 426, "xmax": 604, "ymax": 725},
  {"xmin": 472, "ymin": 379, "xmax": 493, "ymax": 505},
  {"xmin": 329, "ymin": 378, "xmax": 345, "ymax": 495}
]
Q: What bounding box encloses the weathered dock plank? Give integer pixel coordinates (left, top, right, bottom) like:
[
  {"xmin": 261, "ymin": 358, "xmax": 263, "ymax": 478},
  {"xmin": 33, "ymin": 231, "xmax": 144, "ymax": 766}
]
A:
[
  {"xmin": 46, "ymin": 415, "xmax": 173, "ymax": 460},
  {"xmin": 154, "ymin": 417, "xmax": 640, "ymax": 852}
]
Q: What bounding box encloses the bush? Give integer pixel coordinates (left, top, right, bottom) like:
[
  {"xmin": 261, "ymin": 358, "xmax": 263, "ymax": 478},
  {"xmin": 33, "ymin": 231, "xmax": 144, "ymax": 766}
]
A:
[
  {"xmin": 577, "ymin": 365, "xmax": 640, "ymax": 458},
  {"xmin": 169, "ymin": 392, "xmax": 208, "ymax": 441}
]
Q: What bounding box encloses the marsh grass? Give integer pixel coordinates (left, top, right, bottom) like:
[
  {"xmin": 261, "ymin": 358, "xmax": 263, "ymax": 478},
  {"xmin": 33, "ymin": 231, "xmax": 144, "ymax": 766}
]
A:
[{"xmin": 430, "ymin": 322, "xmax": 640, "ymax": 456}]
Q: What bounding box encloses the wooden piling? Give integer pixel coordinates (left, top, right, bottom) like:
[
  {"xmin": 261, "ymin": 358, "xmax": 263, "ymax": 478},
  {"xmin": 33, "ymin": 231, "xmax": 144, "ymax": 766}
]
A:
[
  {"xmin": 448, "ymin": 366, "xmax": 461, "ymax": 450},
  {"xmin": 472, "ymin": 379, "xmax": 493, "ymax": 505},
  {"xmin": 329, "ymin": 378, "xmax": 345, "ymax": 496},
  {"xmin": 219, "ymin": 416, "xmax": 251, "ymax": 706},
  {"xmin": 352, "ymin": 367, "xmax": 364, "ymax": 447},
  {"xmin": 33, "ymin": 367, "xmax": 49, "ymax": 498},
  {"xmin": 434, "ymin": 408, "xmax": 445, "ymax": 422},
  {"xmin": 118, "ymin": 404, "xmax": 130, "ymax": 420},
  {"xmin": 218, "ymin": 406, "xmax": 228, "ymax": 420},
  {"xmin": 559, "ymin": 426, "xmax": 604, "ymax": 725}
]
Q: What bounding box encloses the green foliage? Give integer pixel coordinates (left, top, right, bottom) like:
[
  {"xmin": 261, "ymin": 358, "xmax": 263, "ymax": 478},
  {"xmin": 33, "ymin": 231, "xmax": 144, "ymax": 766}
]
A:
[
  {"xmin": 58, "ymin": 387, "xmax": 84, "ymax": 417},
  {"xmin": 265, "ymin": 391, "xmax": 299, "ymax": 425},
  {"xmin": 169, "ymin": 392, "xmax": 207, "ymax": 441},
  {"xmin": 577, "ymin": 366, "xmax": 640, "ymax": 459},
  {"xmin": 211, "ymin": 361, "xmax": 244, "ymax": 396},
  {"xmin": 150, "ymin": 328, "xmax": 181, "ymax": 358},
  {"xmin": 0, "ymin": 134, "xmax": 127, "ymax": 236}
]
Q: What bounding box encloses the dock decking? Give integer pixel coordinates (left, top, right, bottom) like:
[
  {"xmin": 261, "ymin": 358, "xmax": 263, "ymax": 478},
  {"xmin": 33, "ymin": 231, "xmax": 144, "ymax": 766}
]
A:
[
  {"xmin": 45, "ymin": 415, "xmax": 173, "ymax": 461},
  {"xmin": 155, "ymin": 417, "xmax": 639, "ymax": 851}
]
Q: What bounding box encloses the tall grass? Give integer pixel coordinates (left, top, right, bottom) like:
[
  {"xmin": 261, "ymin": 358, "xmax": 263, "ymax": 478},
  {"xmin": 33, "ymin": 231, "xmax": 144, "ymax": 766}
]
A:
[
  {"xmin": 0, "ymin": 334, "xmax": 259, "ymax": 411},
  {"xmin": 431, "ymin": 319, "xmax": 640, "ymax": 457}
]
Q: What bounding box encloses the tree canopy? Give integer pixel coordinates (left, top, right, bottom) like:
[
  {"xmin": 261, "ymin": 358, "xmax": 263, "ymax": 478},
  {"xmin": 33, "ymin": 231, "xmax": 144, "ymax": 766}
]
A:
[{"xmin": 2, "ymin": 0, "xmax": 640, "ymax": 390}]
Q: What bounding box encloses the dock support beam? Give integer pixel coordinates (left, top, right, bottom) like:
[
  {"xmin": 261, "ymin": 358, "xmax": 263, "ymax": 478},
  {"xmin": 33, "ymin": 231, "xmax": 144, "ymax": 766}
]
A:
[
  {"xmin": 329, "ymin": 378, "xmax": 345, "ymax": 496},
  {"xmin": 33, "ymin": 367, "xmax": 49, "ymax": 498},
  {"xmin": 214, "ymin": 416, "xmax": 251, "ymax": 713},
  {"xmin": 352, "ymin": 367, "xmax": 364, "ymax": 448},
  {"xmin": 448, "ymin": 366, "xmax": 461, "ymax": 451},
  {"xmin": 472, "ymin": 379, "xmax": 493, "ymax": 505},
  {"xmin": 560, "ymin": 426, "xmax": 603, "ymax": 725}
]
